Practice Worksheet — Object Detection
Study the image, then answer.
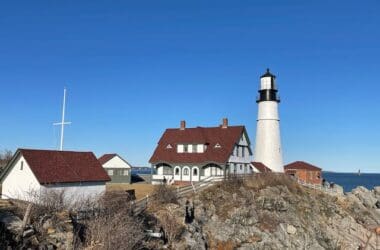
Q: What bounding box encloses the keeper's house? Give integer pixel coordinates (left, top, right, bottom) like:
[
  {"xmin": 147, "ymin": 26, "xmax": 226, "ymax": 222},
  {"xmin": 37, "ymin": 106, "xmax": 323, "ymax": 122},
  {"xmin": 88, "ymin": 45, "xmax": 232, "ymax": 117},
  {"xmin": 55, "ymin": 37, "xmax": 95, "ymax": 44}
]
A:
[
  {"xmin": 0, "ymin": 149, "xmax": 110, "ymax": 201},
  {"xmin": 149, "ymin": 119, "xmax": 253, "ymax": 184},
  {"xmin": 98, "ymin": 154, "xmax": 132, "ymax": 184}
]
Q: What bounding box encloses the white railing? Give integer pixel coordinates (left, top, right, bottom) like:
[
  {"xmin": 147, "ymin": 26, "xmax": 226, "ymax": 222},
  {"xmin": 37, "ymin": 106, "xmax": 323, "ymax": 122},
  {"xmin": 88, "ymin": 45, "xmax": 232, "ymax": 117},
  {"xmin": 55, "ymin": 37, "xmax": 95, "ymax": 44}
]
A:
[
  {"xmin": 295, "ymin": 178, "xmax": 339, "ymax": 195},
  {"xmin": 132, "ymin": 174, "xmax": 228, "ymax": 214}
]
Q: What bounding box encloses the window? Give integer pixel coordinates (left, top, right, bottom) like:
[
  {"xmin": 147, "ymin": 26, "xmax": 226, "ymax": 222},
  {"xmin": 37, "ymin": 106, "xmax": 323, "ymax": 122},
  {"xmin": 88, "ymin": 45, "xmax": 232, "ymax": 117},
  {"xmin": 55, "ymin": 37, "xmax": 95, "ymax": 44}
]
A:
[
  {"xmin": 108, "ymin": 169, "xmax": 113, "ymax": 176},
  {"xmin": 123, "ymin": 170, "xmax": 129, "ymax": 176},
  {"xmin": 162, "ymin": 166, "xmax": 173, "ymax": 175},
  {"xmin": 20, "ymin": 161, "xmax": 23, "ymax": 170},
  {"xmin": 242, "ymin": 147, "xmax": 245, "ymax": 157},
  {"xmin": 183, "ymin": 168, "xmax": 189, "ymax": 176},
  {"xmin": 193, "ymin": 168, "xmax": 198, "ymax": 176},
  {"xmin": 175, "ymin": 168, "xmax": 180, "ymax": 175},
  {"xmin": 240, "ymin": 164, "xmax": 243, "ymax": 170},
  {"xmin": 166, "ymin": 144, "xmax": 173, "ymax": 149},
  {"xmin": 193, "ymin": 144, "xmax": 197, "ymax": 153},
  {"xmin": 215, "ymin": 143, "xmax": 221, "ymax": 148},
  {"xmin": 236, "ymin": 146, "xmax": 239, "ymax": 156},
  {"xmin": 184, "ymin": 144, "xmax": 188, "ymax": 153}
]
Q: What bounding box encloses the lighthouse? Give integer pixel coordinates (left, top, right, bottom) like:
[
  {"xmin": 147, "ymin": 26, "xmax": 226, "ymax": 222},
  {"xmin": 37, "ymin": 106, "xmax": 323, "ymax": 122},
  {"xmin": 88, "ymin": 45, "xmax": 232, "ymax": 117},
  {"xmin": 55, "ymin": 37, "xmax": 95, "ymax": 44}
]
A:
[{"xmin": 253, "ymin": 69, "xmax": 284, "ymax": 172}]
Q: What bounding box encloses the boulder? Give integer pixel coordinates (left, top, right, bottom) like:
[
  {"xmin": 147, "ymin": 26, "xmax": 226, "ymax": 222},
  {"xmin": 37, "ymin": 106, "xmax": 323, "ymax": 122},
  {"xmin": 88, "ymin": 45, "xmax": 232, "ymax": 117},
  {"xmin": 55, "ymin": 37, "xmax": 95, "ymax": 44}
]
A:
[
  {"xmin": 332, "ymin": 184, "xmax": 344, "ymax": 195},
  {"xmin": 374, "ymin": 186, "xmax": 380, "ymax": 196},
  {"xmin": 376, "ymin": 200, "xmax": 380, "ymax": 209},
  {"xmin": 351, "ymin": 186, "xmax": 377, "ymax": 208}
]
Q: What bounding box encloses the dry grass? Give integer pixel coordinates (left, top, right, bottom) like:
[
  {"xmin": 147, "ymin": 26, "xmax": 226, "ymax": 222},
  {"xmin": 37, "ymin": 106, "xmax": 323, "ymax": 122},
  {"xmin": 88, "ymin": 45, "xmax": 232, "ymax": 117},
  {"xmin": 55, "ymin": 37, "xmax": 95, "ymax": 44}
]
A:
[
  {"xmin": 106, "ymin": 183, "xmax": 154, "ymax": 200},
  {"xmin": 244, "ymin": 173, "xmax": 304, "ymax": 194}
]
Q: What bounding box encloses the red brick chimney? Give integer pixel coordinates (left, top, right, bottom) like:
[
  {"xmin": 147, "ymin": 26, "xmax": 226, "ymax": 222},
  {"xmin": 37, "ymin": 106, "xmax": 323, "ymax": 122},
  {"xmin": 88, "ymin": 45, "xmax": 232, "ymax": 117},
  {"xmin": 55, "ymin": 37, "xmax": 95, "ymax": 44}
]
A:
[
  {"xmin": 180, "ymin": 120, "xmax": 186, "ymax": 130},
  {"xmin": 222, "ymin": 118, "xmax": 228, "ymax": 128}
]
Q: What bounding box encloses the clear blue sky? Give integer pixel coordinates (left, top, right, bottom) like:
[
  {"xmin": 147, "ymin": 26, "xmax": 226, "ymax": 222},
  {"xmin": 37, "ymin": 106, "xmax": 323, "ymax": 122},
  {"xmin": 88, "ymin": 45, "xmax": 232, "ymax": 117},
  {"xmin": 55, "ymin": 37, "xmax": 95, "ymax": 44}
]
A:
[{"xmin": 1, "ymin": 1, "xmax": 379, "ymax": 172}]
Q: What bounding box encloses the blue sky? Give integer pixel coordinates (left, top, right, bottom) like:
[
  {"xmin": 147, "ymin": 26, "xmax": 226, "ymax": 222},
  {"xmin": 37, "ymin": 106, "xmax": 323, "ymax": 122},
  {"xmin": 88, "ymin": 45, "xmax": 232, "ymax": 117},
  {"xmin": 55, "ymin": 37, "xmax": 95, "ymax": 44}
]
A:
[{"xmin": 0, "ymin": 1, "xmax": 379, "ymax": 172}]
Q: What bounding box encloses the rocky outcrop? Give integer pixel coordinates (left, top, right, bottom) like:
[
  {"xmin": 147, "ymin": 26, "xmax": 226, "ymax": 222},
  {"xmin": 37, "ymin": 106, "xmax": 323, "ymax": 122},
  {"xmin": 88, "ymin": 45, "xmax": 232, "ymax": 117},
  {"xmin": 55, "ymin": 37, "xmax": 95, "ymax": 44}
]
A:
[
  {"xmin": 157, "ymin": 181, "xmax": 380, "ymax": 250},
  {"xmin": 0, "ymin": 209, "xmax": 74, "ymax": 249}
]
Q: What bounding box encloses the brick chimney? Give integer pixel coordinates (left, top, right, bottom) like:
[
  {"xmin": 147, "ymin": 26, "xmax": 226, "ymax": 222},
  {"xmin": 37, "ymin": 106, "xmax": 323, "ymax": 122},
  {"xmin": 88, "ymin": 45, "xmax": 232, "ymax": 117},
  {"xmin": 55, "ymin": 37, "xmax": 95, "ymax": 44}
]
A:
[
  {"xmin": 222, "ymin": 118, "xmax": 228, "ymax": 128},
  {"xmin": 180, "ymin": 120, "xmax": 186, "ymax": 130}
]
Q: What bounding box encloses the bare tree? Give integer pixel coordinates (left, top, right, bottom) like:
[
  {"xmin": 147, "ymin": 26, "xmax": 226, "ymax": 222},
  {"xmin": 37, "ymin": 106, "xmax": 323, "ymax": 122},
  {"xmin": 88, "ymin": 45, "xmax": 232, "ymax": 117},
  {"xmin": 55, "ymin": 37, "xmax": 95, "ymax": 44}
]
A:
[{"xmin": 0, "ymin": 149, "xmax": 13, "ymax": 172}]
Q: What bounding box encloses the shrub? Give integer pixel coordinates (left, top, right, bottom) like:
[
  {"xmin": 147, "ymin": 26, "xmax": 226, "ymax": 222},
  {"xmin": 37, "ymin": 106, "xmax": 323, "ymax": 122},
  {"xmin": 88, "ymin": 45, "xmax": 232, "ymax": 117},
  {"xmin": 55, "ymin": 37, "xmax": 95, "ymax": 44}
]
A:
[
  {"xmin": 159, "ymin": 211, "xmax": 183, "ymax": 244},
  {"xmin": 83, "ymin": 191, "xmax": 145, "ymax": 250},
  {"xmin": 150, "ymin": 184, "xmax": 178, "ymax": 206}
]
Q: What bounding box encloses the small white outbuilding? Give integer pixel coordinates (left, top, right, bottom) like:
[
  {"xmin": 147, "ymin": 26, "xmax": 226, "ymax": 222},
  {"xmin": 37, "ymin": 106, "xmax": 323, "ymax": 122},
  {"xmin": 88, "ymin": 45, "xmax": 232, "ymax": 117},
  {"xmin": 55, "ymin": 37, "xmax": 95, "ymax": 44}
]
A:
[
  {"xmin": 0, "ymin": 149, "xmax": 111, "ymax": 202},
  {"xmin": 98, "ymin": 154, "xmax": 132, "ymax": 184}
]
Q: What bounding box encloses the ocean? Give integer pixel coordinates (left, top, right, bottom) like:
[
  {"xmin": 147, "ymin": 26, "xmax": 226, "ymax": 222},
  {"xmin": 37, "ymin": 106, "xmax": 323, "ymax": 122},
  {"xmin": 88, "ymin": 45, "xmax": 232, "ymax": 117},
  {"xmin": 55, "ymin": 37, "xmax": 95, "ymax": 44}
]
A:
[{"xmin": 323, "ymin": 172, "xmax": 380, "ymax": 192}]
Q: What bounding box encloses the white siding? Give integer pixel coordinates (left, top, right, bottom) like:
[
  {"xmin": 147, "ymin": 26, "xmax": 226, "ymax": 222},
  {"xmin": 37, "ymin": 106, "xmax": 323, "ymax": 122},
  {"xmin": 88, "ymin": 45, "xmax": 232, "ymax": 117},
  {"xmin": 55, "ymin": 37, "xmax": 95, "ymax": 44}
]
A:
[
  {"xmin": 41, "ymin": 182, "xmax": 106, "ymax": 204},
  {"xmin": 1, "ymin": 155, "xmax": 41, "ymax": 200},
  {"xmin": 102, "ymin": 155, "xmax": 131, "ymax": 169}
]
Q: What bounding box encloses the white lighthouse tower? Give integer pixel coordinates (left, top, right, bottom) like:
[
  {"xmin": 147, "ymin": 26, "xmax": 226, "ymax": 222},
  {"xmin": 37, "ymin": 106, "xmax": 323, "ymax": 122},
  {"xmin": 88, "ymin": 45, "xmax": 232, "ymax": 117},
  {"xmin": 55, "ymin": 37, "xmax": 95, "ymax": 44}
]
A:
[{"xmin": 253, "ymin": 69, "xmax": 284, "ymax": 172}]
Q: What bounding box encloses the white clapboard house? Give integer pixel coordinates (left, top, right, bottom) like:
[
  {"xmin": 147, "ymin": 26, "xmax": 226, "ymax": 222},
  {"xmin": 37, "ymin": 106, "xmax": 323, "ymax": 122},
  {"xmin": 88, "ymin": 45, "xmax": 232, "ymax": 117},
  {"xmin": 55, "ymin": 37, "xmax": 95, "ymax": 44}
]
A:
[
  {"xmin": 149, "ymin": 119, "xmax": 254, "ymax": 184},
  {"xmin": 0, "ymin": 149, "xmax": 110, "ymax": 201},
  {"xmin": 98, "ymin": 154, "xmax": 132, "ymax": 184}
]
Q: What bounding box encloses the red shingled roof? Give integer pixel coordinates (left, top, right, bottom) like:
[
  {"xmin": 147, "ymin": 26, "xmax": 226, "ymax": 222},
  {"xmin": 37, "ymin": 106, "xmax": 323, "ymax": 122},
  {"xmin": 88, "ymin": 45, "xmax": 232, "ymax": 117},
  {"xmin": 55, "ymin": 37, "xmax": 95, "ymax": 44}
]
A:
[
  {"xmin": 284, "ymin": 161, "xmax": 322, "ymax": 171},
  {"xmin": 98, "ymin": 154, "xmax": 117, "ymax": 165},
  {"xmin": 251, "ymin": 162, "xmax": 272, "ymax": 173},
  {"xmin": 149, "ymin": 126, "xmax": 246, "ymax": 165},
  {"xmin": 16, "ymin": 149, "xmax": 111, "ymax": 184}
]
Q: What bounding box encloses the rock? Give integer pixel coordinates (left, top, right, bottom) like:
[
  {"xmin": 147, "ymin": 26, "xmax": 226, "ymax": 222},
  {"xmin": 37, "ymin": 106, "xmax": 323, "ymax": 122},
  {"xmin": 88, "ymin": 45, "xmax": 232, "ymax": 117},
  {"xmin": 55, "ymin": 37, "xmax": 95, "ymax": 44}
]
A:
[
  {"xmin": 43, "ymin": 218, "xmax": 53, "ymax": 230},
  {"xmin": 22, "ymin": 228, "xmax": 34, "ymax": 238},
  {"xmin": 352, "ymin": 186, "xmax": 370, "ymax": 194},
  {"xmin": 286, "ymin": 225, "xmax": 297, "ymax": 235},
  {"xmin": 351, "ymin": 186, "xmax": 377, "ymax": 208},
  {"xmin": 374, "ymin": 186, "xmax": 380, "ymax": 196},
  {"xmin": 47, "ymin": 228, "xmax": 56, "ymax": 234},
  {"xmin": 30, "ymin": 235, "xmax": 39, "ymax": 245},
  {"xmin": 332, "ymin": 184, "xmax": 344, "ymax": 195},
  {"xmin": 232, "ymin": 193, "xmax": 237, "ymax": 201},
  {"xmin": 376, "ymin": 227, "xmax": 380, "ymax": 235},
  {"xmin": 376, "ymin": 200, "xmax": 380, "ymax": 209}
]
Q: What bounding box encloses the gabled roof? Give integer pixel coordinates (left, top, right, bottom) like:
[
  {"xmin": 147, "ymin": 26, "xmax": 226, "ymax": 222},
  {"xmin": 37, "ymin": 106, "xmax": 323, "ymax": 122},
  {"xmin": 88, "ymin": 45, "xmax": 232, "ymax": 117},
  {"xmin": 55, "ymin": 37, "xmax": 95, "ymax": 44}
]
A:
[
  {"xmin": 284, "ymin": 161, "xmax": 322, "ymax": 171},
  {"xmin": 98, "ymin": 153, "xmax": 132, "ymax": 169},
  {"xmin": 149, "ymin": 126, "xmax": 248, "ymax": 165},
  {"xmin": 98, "ymin": 154, "xmax": 117, "ymax": 165},
  {"xmin": 251, "ymin": 162, "xmax": 272, "ymax": 173},
  {"xmin": 1, "ymin": 149, "xmax": 111, "ymax": 184}
]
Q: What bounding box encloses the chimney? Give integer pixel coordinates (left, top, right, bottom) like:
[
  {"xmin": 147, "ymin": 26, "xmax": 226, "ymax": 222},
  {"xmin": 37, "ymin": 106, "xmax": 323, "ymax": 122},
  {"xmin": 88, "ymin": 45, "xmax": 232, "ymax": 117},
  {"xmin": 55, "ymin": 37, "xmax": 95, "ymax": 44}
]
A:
[
  {"xmin": 222, "ymin": 118, "xmax": 228, "ymax": 128},
  {"xmin": 180, "ymin": 120, "xmax": 186, "ymax": 130}
]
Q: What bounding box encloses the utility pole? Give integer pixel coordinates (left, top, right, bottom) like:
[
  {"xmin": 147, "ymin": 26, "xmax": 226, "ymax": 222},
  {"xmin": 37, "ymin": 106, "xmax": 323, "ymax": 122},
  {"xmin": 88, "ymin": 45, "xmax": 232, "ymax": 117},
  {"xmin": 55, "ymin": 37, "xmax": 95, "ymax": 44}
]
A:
[{"xmin": 53, "ymin": 88, "xmax": 71, "ymax": 151}]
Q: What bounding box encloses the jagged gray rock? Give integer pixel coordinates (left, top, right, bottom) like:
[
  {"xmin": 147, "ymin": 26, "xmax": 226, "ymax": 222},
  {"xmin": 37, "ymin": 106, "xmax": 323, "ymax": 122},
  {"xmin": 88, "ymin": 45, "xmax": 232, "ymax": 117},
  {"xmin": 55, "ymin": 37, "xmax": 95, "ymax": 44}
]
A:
[{"xmin": 168, "ymin": 180, "xmax": 380, "ymax": 250}]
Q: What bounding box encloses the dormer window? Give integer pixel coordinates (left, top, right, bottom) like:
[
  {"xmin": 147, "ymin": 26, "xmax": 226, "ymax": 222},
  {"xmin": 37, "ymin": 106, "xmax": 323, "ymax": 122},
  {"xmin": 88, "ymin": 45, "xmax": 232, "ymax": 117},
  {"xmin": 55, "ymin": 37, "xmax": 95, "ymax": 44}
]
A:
[
  {"xmin": 214, "ymin": 143, "xmax": 221, "ymax": 148},
  {"xmin": 184, "ymin": 145, "xmax": 188, "ymax": 153},
  {"xmin": 166, "ymin": 144, "xmax": 173, "ymax": 149}
]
